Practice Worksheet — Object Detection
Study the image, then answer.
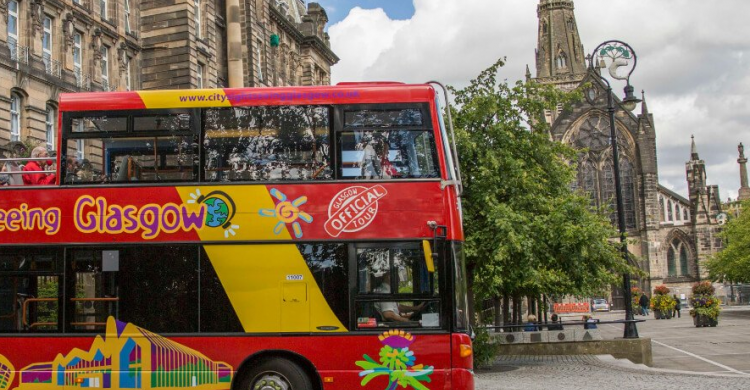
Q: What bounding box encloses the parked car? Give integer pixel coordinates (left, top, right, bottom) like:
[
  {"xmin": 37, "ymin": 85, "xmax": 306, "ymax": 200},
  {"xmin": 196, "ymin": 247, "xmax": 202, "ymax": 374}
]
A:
[{"xmin": 592, "ymin": 298, "xmax": 610, "ymax": 312}]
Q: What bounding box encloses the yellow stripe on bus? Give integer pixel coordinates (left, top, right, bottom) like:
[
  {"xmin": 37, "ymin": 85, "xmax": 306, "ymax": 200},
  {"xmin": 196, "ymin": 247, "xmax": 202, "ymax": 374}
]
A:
[
  {"xmin": 138, "ymin": 89, "xmax": 232, "ymax": 109},
  {"xmin": 204, "ymin": 245, "xmax": 347, "ymax": 333}
]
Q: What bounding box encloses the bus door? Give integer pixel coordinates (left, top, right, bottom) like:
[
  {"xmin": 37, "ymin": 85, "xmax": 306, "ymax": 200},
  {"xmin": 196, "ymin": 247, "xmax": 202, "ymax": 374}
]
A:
[{"xmin": 0, "ymin": 249, "xmax": 61, "ymax": 332}]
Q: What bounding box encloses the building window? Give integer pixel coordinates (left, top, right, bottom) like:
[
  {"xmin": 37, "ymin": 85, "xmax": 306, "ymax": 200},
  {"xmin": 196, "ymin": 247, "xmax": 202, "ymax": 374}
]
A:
[
  {"xmin": 8, "ymin": 1, "xmax": 18, "ymax": 58},
  {"xmin": 46, "ymin": 105, "xmax": 56, "ymax": 150},
  {"xmin": 101, "ymin": 45, "xmax": 110, "ymax": 89},
  {"xmin": 194, "ymin": 0, "xmax": 202, "ymax": 39},
  {"xmin": 76, "ymin": 138, "xmax": 85, "ymax": 160},
  {"xmin": 42, "ymin": 16, "xmax": 53, "ymax": 72},
  {"xmin": 667, "ymin": 238, "xmax": 691, "ymax": 277},
  {"xmin": 659, "ymin": 196, "xmax": 665, "ymax": 222},
  {"xmin": 556, "ymin": 52, "xmax": 568, "ymax": 68},
  {"xmin": 667, "ymin": 200, "xmax": 673, "ymax": 221},
  {"xmin": 197, "ymin": 63, "xmax": 204, "ymax": 88},
  {"xmin": 683, "ymin": 208, "xmax": 689, "ymax": 221},
  {"xmin": 124, "ymin": 0, "xmax": 132, "ymax": 33},
  {"xmin": 74, "ymin": 32, "xmax": 83, "ymax": 86},
  {"xmin": 10, "ymin": 94, "xmax": 21, "ymax": 142},
  {"xmin": 125, "ymin": 57, "xmax": 132, "ymax": 91},
  {"xmin": 256, "ymin": 40, "xmax": 263, "ymax": 81},
  {"xmin": 100, "ymin": 0, "xmax": 107, "ymax": 20}
]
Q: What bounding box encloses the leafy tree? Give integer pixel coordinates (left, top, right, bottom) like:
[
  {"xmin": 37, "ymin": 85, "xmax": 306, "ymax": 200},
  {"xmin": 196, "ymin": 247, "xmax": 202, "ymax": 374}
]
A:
[
  {"xmin": 707, "ymin": 201, "xmax": 750, "ymax": 283},
  {"xmin": 449, "ymin": 59, "xmax": 635, "ymax": 317}
]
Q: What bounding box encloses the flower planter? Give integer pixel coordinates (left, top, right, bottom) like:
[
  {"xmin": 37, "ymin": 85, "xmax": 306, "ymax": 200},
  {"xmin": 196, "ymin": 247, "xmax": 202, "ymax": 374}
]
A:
[
  {"xmin": 654, "ymin": 310, "xmax": 672, "ymax": 320},
  {"xmin": 693, "ymin": 314, "xmax": 718, "ymax": 327}
]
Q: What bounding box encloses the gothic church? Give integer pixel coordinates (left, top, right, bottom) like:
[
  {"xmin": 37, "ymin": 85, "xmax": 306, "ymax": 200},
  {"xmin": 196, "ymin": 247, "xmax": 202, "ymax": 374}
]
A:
[{"xmin": 532, "ymin": 0, "xmax": 724, "ymax": 307}]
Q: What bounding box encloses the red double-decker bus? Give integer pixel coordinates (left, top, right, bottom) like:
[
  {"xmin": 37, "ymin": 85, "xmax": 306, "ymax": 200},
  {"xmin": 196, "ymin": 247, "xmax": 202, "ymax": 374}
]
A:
[{"xmin": 0, "ymin": 83, "xmax": 472, "ymax": 390}]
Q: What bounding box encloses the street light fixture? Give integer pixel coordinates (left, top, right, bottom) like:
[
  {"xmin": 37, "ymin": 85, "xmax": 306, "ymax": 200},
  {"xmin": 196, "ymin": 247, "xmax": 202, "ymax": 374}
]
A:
[{"xmin": 592, "ymin": 40, "xmax": 641, "ymax": 339}]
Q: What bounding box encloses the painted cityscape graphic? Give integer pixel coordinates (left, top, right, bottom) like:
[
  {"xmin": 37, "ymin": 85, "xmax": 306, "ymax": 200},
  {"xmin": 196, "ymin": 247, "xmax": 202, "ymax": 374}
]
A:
[{"xmin": 0, "ymin": 317, "xmax": 232, "ymax": 390}]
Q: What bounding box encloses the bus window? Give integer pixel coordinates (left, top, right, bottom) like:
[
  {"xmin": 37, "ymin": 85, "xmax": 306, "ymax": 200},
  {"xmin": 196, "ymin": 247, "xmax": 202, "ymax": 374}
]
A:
[
  {"xmin": 354, "ymin": 245, "xmax": 441, "ymax": 329},
  {"xmin": 203, "ymin": 106, "xmax": 331, "ymax": 181},
  {"xmin": 338, "ymin": 107, "xmax": 439, "ymax": 180},
  {"xmin": 0, "ymin": 250, "xmax": 60, "ymax": 333},
  {"xmin": 298, "ymin": 243, "xmax": 349, "ymax": 329},
  {"xmin": 64, "ymin": 112, "xmax": 197, "ymax": 184},
  {"xmin": 67, "ymin": 246, "xmax": 199, "ymax": 333}
]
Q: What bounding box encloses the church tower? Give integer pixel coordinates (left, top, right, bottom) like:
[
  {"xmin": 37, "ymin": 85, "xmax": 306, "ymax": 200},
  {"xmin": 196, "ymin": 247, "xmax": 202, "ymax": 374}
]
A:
[{"xmin": 535, "ymin": 0, "xmax": 587, "ymax": 90}]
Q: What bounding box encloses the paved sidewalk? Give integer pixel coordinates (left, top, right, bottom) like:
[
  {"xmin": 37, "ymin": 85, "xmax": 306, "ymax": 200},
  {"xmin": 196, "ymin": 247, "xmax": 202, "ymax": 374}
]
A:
[
  {"xmin": 475, "ymin": 306, "xmax": 750, "ymax": 389},
  {"xmin": 475, "ymin": 355, "xmax": 750, "ymax": 390}
]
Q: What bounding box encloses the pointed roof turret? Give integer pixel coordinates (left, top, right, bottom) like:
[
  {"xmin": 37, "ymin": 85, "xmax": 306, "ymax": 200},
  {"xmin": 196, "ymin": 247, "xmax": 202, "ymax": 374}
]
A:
[
  {"xmin": 640, "ymin": 90, "xmax": 649, "ymax": 116},
  {"xmin": 525, "ymin": 64, "xmax": 532, "ymax": 81},
  {"xmin": 691, "ymin": 135, "xmax": 700, "ymax": 160}
]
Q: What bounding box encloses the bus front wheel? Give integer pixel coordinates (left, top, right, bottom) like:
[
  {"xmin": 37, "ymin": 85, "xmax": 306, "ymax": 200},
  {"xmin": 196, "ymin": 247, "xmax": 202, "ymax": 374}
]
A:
[{"xmin": 240, "ymin": 358, "xmax": 313, "ymax": 390}]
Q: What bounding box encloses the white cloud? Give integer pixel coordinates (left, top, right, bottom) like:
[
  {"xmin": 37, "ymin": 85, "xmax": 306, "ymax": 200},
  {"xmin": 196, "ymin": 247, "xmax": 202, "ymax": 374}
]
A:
[{"xmin": 329, "ymin": 0, "xmax": 750, "ymax": 201}]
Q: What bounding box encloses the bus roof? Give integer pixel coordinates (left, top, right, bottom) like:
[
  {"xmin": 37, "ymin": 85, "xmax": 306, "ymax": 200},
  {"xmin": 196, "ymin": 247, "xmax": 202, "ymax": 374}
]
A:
[{"xmin": 59, "ymin": 84, "xmax": 437, "ymax": 111}]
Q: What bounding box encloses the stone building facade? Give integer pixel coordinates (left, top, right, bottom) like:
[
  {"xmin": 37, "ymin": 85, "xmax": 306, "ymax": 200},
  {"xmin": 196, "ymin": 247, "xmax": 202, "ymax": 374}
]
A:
[
  {"xmin": 533, "ymin": 0, "xmax": 724, "ymax": 306},
  {"xmin": 0, "ymin": 0, "xmax": 337, "ymax": 153}
]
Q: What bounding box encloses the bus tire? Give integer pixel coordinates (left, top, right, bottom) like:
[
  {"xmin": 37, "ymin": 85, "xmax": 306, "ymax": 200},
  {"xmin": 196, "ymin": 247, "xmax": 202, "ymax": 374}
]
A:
[{"xmin": 239, "ymin": 358, "xmax": 313, "ymax": 390}]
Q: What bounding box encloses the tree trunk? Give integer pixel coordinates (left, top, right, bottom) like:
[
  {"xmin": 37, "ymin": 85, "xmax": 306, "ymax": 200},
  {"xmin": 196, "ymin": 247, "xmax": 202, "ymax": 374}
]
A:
[
  {"xmin": 493, "ymin": 296, "xmax": 502, "ymax": 332},
  {"xmin": 502, "ymin": 294, "xmax": 510, "ymax": 331}
]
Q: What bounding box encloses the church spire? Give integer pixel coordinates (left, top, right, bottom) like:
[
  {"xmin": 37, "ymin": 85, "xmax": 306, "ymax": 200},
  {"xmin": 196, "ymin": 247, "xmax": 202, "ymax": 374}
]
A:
[
  {"xmin": 691, "ymin": 135, "xmax": 700, "ymax": 160},
  {"xmin": 640, "ymin": 90, "xmax": 649, "ymax": 116},
  {"xmin": 535, "ymin": 0, "xmax": 587, "ymax": 82}
]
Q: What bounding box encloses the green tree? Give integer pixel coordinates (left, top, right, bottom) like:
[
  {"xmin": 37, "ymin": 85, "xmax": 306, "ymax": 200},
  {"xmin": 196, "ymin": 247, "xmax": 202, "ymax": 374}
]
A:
[
  {"xmin": 707, "ymin": 201, "xmax": 750, "ymax": 283},
  {"xmin": 450, "ymin": 59, "xmax": 635, "ymax": 317}
]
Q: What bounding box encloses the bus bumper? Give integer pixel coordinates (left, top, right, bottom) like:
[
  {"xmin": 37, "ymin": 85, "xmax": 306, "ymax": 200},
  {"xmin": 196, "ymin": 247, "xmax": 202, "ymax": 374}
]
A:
[{"xmin": 451, "ymin": 368, "xmax": 475, "ymax": 389}]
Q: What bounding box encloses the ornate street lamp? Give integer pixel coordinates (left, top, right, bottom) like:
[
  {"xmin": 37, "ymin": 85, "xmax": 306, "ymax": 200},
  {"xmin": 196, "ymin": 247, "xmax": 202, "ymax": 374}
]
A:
[{"xmin": 592, "ymin": 40, "xmax": 641, "ymax": 339}]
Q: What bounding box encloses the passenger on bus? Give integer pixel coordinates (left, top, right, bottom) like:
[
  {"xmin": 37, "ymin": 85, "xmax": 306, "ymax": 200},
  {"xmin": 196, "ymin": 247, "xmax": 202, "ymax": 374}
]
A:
[
  {"xmin": 64, "ymin": 156, "xmax": 79, "ymax": 183},
  {"xmin": 373, "ymin": 270, "xmax": 425, "ymax": 322},
  {"xmin": 22, "ymin": 146, "xmax": 56, "ymax": 185}
]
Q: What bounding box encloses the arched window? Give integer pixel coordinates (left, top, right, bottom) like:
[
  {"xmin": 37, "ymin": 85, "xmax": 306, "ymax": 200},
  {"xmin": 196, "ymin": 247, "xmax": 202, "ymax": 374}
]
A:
[
  {"xmin": 667, "ymin": 238, "xmax": 691, "ymax": 277},
  {"xmin": 679, "ymin": 245, "xmax": 689, "ymax": 276},
  {"xmin": 10, "ymin": 94, "xmax": 21, "ymax": 142},
  {"xmin": 683, "ymin": 208, "xmax": 689, "ymax": 221},
  {"xmin": 675, "ymin": 205, "xmax": 681, "ymax": 221},
  {"xmin": 556, "ymin": 52, "xmax": 568, "ymax": 68},
  {"xmin": 659, "ymin": 196, "xmax": 665, "ymax": 221},
  {"xmin": 667, "ymin": 247, "xmax": 676, "ymax": 276},
  {"xmin": 667, "ymin": 200, "xmax": 673, "ymax": 221}
]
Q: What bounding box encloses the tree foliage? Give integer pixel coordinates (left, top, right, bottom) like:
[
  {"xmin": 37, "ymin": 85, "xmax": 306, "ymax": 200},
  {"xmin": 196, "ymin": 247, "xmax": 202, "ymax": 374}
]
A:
[
  {"xmin": 450, "ymin": 59, "xmax": 634, "ymax": 302},
  {"xmin": 707, "ymin": 201, "xmax": 750, "ymax": 283}
]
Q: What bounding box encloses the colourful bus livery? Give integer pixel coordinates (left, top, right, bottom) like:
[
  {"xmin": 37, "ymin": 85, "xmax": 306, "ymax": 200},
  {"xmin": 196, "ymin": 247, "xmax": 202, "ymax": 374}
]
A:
[{"xmin": 0, "ymin": 83, "xmax": 473, "ymax": 390}]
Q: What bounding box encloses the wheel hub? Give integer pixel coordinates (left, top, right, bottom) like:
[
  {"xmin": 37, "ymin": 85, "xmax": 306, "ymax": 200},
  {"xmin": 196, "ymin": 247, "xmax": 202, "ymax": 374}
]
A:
[{"xmin": 252, "ymin": 374, "xmax": 290, "ymax": 390}]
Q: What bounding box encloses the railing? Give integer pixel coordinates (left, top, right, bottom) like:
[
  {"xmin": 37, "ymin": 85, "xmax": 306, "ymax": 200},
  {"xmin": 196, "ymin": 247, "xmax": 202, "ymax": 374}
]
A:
[
  {"xmin": 20, "ymin": 297, "xmax": 118, "ymax": 330},
  {"xmin": 8, "ymin": 42, "xmax": 29, "ymax": 64},
  {"xmin": 75, "ymin": 69, "xmax": 92, "ymax": 91},
  {"xmin": 21, "ymin": 298, "xmax": 58, "ymax": 329},
  {"xmin": 44, "ymin": 57, "xmax": 62, "ymax": 78},
  {"xmin": 0, "ymin": 157, "xmax": 57, "ymax": 186},
  {"xmin": 71, "ymin": 297, "xmax": 119, "ymax": 328}
]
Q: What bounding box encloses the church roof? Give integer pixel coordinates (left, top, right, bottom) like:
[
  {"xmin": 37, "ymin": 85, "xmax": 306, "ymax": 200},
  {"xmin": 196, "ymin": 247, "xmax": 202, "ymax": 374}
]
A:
[{"xmin": 658, "ymin": 184, "xmax": 690, "ymax": 205}]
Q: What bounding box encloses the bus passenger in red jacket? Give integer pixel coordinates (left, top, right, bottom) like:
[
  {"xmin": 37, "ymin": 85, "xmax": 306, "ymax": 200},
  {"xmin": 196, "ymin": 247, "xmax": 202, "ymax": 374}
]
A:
[{"xmin": 22, "ymin": 146, "xmax": 56, "ymax": 185}]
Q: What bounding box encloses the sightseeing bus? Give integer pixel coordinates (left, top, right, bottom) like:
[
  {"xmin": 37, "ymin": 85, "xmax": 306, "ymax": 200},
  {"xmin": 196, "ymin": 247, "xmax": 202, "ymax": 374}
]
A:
[{"xmin": 0, "ymin": 83, "xmax": 472, "ymax": 390}]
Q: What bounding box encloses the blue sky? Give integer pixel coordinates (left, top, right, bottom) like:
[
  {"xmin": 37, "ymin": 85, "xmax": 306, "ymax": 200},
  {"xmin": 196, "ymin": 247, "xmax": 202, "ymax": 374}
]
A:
[
  {"xmin": 318, "ymin": 0, "xmax": 415, "ymax": 25},
  {"xmin": 324, "ymin": 0, "xmax": 750, "ymax": 202}
]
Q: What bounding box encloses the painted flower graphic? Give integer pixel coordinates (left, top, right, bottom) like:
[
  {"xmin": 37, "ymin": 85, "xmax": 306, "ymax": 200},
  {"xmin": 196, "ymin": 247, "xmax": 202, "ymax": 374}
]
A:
[
  {"xmin": 259, "ymin": 188, "xmax": 313, "ymax": 238},
  {"xmin": 356, "ymin": 330, "xmax": 434, "ymax": 390}
]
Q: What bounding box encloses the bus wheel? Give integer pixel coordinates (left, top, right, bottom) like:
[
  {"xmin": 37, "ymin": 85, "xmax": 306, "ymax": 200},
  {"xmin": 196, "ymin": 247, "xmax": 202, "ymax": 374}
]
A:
[{"xmin": 240, "ymin": 358, "xmax": 313, "ymax": 390}]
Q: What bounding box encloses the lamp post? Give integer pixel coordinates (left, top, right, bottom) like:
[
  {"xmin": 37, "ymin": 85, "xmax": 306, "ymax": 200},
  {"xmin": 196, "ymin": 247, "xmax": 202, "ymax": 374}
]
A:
[{"xmin": 592, "ymin": 40, "xmax": 641, "ymax": 339}]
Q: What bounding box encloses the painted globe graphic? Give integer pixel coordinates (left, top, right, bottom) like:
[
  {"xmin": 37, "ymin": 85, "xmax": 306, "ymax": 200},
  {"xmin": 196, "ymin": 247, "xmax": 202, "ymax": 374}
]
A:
[{"xmin": 204, "ymin": 197, "xmax": 230, "ymax": 228}]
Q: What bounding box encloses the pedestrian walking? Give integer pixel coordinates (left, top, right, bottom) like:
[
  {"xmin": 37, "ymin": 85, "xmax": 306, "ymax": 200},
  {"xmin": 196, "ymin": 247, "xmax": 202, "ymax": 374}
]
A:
[
  {"xmin": 673, "ymin": 294, "xmax": 681, "ymax": 318},
  {"xmin": 639, "ymin": 292, "xmax": 650, "ymax": 316}
]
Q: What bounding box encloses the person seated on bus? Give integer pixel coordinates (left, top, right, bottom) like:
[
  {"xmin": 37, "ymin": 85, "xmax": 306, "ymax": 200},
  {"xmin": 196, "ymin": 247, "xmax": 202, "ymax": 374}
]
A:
[
  {"xmin": 373, "ymin": 270, "xmax": 425, "ymax": 322},
  {"xmin": 22, "ymin": 146, "xmax": 56, "ymax": 185}
]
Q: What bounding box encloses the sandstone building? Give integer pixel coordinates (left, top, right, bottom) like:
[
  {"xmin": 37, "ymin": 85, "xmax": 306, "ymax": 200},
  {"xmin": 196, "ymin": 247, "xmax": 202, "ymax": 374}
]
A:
[
  {"xmin": 533, "ymin": 0, "xmax": 724, "ymax": 307},
  {"xmin": 0, "ymin": 0, "xmax": 337, "ymax": 152}
]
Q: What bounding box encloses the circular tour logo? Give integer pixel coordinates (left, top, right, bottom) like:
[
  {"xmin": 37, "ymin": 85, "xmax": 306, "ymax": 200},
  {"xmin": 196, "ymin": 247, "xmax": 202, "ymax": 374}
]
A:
[{"xmin": 324, "ymin": 185, "xmax": 388, "ymax": 237}]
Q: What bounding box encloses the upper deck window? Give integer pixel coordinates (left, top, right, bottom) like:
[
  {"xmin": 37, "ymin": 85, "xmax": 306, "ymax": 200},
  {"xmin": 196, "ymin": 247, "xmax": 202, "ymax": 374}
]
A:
[
  {"xmin": 203, "ymin": 106, "xmax": 332, "ymax": 182},
  {"xmin": 63, "ymin": 111, "xmax": 197, "ymax": 184},
  {"xmin": 338, "ymin": 106, "xmax": 439, "ymax": 180}
]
